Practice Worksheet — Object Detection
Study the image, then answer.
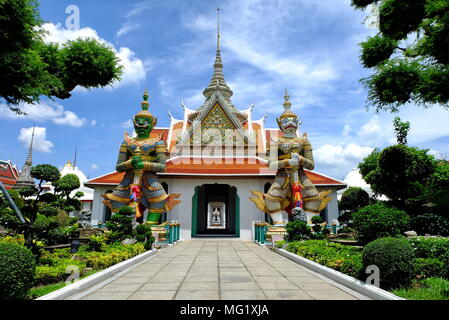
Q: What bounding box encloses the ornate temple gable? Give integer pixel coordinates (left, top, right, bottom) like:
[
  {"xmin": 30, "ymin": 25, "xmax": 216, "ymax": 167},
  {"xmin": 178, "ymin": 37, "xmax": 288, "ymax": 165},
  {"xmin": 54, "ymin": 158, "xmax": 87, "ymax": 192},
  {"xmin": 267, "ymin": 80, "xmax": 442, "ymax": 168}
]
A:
[{"xmin": 177, "ymin": 93, "xmax": 252, "ymax": 146}]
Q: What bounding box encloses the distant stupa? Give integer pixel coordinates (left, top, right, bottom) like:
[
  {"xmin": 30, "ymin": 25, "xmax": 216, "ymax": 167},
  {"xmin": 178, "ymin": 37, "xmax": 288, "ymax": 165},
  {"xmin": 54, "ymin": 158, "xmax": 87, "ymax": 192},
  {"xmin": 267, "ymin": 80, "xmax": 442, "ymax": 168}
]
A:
[{"xmin": 14, "ymin": 127, "xmax": 36, "ymax": 189}]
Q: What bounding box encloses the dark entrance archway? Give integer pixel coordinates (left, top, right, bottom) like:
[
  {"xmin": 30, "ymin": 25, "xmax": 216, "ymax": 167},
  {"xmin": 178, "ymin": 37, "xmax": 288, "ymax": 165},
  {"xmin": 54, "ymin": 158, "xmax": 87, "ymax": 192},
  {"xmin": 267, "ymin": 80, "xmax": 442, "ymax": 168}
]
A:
[{"xmin": 192, "ymin": 184, "xmax": 240, "ymax": 237}]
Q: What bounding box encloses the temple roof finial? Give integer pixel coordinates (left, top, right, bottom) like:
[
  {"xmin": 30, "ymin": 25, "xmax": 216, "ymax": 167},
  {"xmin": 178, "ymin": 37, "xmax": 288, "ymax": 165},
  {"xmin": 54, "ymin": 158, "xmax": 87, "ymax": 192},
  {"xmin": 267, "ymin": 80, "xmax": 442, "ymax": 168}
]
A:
[
  {"xmin": 279, "ymin": 89, "xmax": 298, "ymax": 120},
  {"xmin": 142, "ymin": 88, "xmax": 149, "ymax": 111},
  {"xmin": 135, "ymin": 88, "xmax": 154, "ymax": 120},
  {"xmin": 217, "ymin": 8, "xmax": 220, "ymax": 51},
  {"xmin": 283, "ymin": 88, "xmax": 291, "ymax": 109},
  {"xmin": 203, "ymin": 8, "xmax": 233, "ymax": 100}
]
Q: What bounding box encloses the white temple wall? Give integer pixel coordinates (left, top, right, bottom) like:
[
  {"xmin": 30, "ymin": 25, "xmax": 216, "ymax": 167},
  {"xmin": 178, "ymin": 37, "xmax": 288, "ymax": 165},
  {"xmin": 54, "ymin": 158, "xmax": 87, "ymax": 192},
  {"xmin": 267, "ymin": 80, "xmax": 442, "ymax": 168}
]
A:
[{"xmin": 88, "ymin": 179, "xmax": 341, "ymax": 238}]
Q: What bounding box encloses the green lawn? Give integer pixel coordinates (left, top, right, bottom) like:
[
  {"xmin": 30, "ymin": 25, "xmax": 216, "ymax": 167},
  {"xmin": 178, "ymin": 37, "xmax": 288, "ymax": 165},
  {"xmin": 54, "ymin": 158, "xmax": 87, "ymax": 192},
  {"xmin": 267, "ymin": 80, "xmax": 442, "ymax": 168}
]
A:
[
  {"xmin": 392, "ymin": 278, "xmax": 449, "ymax": 300},
  {"xmin": 29, "ymin": 269, "xmax": 101, "ymax": 299}
]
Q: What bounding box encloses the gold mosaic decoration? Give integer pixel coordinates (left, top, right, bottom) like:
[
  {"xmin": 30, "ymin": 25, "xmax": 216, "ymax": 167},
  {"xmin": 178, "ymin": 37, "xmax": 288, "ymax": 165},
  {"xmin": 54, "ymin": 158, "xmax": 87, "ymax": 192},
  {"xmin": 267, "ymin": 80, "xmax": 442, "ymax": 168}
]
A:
[{"xmin": 190, "ymin": 103, "xmax": 239, "ymax": 144}]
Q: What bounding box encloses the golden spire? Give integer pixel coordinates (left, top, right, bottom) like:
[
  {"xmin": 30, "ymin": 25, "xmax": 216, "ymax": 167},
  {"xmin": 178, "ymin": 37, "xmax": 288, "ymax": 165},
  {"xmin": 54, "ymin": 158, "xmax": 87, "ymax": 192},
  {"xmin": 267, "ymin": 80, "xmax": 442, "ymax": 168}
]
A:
[
  {"xmin": 203, "ymin": 8, "xmax": 233, "ymax": 99},
  {"xmin": 279, "ymin": 88, "xmax": 298, "ymax": 119},
  {"xmin": 135, "ymin": 88, "xmax": 154, "ymax": 120}
]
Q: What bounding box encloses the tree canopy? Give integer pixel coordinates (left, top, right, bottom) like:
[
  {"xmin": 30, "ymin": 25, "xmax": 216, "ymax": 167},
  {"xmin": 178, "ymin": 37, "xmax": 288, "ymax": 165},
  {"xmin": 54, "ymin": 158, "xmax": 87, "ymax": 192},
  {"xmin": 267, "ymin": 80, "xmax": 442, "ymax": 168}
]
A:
[
  {"xmin": 358, "ymin": 144, "xmax": 437, "ymax": 214},
  {"xmin": 0, "ymin": 0, "xmax": 123, "ymax": 108},
  {"xmin": 338, "ymin": 186, "xmax": 371, "ymax": 224},
  {"xmin": 351, "ymin": 0, "xmax": 449, "ymax": 111}
]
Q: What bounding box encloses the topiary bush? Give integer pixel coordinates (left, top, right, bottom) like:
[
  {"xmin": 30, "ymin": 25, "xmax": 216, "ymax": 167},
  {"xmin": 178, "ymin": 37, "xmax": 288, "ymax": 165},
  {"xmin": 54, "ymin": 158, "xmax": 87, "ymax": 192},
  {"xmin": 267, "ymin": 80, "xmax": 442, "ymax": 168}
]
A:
[
  {"xmin": 362, "ymin": 237, "xmax": 416, "ymax": 289},
  {"xmin": 135, "ymin": 224, "xmax": 154, "ymax": 250},
  {"xmin": 0, "ymin": 242, "xmax": 36, "ymax": 299},
  {"xmin": 106, "ymin": 212, "xmax": 133, "ymax": 243},
  {"xmin": 352, "ymin": 203, "xmax": 410, "ymax": 244},
  {"xmin": 410, "ymin": 213, "xmax": 449, "ymax": 236},
  {"xmin": 285, "ymin": 220, "xmax": 312, "ymax": 242},
  {"xmin": 311, "ymin": 216, "xmax": 324, "ymax": 232}
]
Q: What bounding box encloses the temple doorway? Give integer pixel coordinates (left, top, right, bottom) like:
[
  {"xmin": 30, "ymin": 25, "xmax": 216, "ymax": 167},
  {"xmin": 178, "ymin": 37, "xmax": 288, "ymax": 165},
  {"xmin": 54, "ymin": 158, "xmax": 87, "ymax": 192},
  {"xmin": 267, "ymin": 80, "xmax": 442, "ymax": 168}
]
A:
[{"xmin": 192, "ymin": 184, "xmax": 240, "ymax": 237}]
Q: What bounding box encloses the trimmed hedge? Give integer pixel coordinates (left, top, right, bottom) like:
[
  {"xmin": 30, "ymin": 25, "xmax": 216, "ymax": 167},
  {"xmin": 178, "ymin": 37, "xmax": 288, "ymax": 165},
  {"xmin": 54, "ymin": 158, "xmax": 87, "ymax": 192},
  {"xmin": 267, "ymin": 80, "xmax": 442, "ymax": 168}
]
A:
[
  {"xmin": 408, "ymin": 237, "xmax": 449, "ymax": 258},
  {"xmin": 286, "ymin": 220, "xmax": 312, "ymax": 241},
  {"xmin": 286, "ymin": 240, "xmax": 363, "ymax": 278},
  {"xmin": 35, "ymin": 243, "xmax": 146, "ymax": 285},
  {"xmin": 352, "ymin": 203, "xmax": 410, "ymax": 244},
  {"xmin": 0, "ymin": 242, "xmax": 36, "ymax": 299},
  {"xmin": 363, "ymin": 237, "xmax": 415, "ymax": 289},
  {"xmin": 414, "ymin": 258, "xmax": 447, "ymax": 279}
]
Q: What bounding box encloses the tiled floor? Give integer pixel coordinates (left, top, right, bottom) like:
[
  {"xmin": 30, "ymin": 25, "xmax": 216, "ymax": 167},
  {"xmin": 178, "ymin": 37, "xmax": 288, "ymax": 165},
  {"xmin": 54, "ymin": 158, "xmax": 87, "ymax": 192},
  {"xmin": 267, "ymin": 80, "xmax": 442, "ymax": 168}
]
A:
[{"xmin": 69, "ymin": 240, "xmax": 370, "ymax": 300}]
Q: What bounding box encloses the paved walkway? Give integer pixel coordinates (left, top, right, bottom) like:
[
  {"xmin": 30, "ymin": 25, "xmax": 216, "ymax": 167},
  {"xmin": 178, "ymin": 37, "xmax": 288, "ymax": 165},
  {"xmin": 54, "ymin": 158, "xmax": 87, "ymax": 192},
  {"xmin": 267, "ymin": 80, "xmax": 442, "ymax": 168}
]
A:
[{"xmin": 68, "ymin": 240, "xmax": 370, "ymax": 300}]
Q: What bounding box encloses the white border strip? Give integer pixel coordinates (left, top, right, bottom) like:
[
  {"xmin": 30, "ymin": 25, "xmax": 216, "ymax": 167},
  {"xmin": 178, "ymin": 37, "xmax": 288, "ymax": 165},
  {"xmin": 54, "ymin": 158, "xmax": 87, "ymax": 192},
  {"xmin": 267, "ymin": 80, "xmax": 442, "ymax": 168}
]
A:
[
  {"xmin": 274, "ymin": 248, "xmax": 405, "ymax": 300},
  {"xmin": 36, "ymin": 248, "xmax": 159, "ymax": 300}
]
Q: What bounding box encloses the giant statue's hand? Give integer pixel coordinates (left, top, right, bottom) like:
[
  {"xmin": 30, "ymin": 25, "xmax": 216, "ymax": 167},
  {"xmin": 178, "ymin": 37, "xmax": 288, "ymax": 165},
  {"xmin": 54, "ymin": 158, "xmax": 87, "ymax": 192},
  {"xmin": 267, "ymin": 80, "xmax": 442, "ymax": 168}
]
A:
[
  {"xmin": 289, "ymin": 153, "xmax": 300, "ymax": 167},
  {"xmin": 131, "ymin": 155, "xmax": 144, "ymax": 169}
]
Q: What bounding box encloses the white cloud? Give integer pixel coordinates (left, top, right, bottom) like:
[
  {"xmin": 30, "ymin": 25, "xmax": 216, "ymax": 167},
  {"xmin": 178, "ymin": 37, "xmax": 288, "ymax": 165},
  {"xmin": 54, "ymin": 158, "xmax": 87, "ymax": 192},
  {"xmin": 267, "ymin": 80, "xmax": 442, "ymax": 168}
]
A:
[
  {"xmin": 90, "ymin": 164, "xmax": 98, "ymax": 170},
  {"xmin": 315, "ymin": 143, "xmax": 373, "ymax": 166},
  {"xmin": 314, "ymin": 143, "xmax": 373, "ymax": 178},
  {"xmin": 116, "ymin": 22, "xmax": 141, "ymax": 38},
  {"xmin": 18, "ymin": 127, "xmax": 54, "ymax": 153},
  {"xmin": 91, "ymin": 120, "xmax": 97, "ymax": 126},
  {"xmin": 40, "ymin": 23, "xmax": 146, "ymax": 88},
  {"xmin": 0, "ymin": 102, "xmax": 85, "ymax": 127},
  {"xmin": 113, "ymin": 47, "xmax": 146, "ymax": 87},
  {"xmin": 125, "ymin": 1, "xmax": 152, "ymax": 18},
  {"xmin": 343, "ymin": 168, "xmax": 371, "ymax": 190}
]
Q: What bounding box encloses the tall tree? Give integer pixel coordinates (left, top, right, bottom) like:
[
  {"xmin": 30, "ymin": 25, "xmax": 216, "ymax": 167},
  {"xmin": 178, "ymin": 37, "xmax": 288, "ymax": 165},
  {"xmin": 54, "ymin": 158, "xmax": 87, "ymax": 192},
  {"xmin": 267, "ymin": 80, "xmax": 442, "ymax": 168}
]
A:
[
  {"xmin": 351, "ymin": 0, "xmax": 449, "ymax": 111},
  {"xmin": 0, "ymin": 0, "xmax": 123, "ymax": 109},
  {"xmin": 358, "ymin": 144, "xmax": 436, "ymax": 214}
]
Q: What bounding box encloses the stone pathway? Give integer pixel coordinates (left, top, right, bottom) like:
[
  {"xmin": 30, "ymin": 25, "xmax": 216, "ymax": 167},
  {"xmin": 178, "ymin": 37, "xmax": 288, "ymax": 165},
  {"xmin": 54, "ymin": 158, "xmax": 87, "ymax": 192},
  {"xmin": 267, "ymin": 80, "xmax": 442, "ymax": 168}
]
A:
[{"xmin": 68, "ymin": 240, "xmax": 370, "ymax": 300}]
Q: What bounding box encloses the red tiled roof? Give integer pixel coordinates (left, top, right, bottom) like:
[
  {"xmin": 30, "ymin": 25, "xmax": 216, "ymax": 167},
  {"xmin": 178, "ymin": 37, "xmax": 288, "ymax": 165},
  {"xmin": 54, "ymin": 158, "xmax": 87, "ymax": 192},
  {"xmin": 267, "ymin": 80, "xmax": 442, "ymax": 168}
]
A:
[
  {"xmin": 85, "ymin": 157, "xmax": 345, "ymax": 187},
  {"xmin": 165, "ymin": 157, "xmax": 272, "ymax": 175},
  {"xmin": 0, "ymin": 160, "xmax": 18, "ymax": 189}
]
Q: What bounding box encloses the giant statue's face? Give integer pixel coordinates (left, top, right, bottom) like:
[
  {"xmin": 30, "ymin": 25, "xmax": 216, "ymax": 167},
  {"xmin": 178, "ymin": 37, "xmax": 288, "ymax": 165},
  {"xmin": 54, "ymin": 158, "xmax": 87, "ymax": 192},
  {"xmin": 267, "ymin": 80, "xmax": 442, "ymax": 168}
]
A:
[
  {"xmin": 280, "ymin": 116, "xmax": 299, "ymax": 135},
  {"xmin": 134, "ymin": 116, "xmax": 153, "ymax": 138}
]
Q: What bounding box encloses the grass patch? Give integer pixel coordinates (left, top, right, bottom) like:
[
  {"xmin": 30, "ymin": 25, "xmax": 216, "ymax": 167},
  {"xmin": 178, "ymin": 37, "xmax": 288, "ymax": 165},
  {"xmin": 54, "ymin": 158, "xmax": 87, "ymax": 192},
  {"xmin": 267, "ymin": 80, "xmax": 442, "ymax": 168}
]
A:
[
  {"xmin": 29, "ymin": 269, "xmax": 101, "ymax": 299},
  {"xmin": 392, "ymin": 278, "xmax": 449, "ymax": 300}
]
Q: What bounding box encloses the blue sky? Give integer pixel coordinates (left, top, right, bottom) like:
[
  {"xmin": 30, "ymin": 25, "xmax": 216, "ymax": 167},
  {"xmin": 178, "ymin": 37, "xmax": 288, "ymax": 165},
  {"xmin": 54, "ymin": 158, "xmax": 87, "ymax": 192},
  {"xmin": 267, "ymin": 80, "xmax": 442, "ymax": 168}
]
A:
[{"xmin": 1, "ymin": 0, "xmax": 449, "ymax": 181}]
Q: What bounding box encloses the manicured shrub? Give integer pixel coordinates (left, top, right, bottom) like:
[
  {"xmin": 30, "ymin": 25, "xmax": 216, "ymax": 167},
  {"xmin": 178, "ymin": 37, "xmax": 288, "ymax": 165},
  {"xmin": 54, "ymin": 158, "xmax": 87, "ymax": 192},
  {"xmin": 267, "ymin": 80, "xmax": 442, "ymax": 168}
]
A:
[
  {"xmin": 414, "ymin": 258, "xmax": 447, "ymax": 279},
  {"xmin": 0, "ymin": 242, "xmax": 36, "ymax": 299},
  {"xmin": 135, "ymin": 224, "xmax": 154, "ymax": 250},
  {"xmin": 311, "ymin": 216, "xmax": 324, "ymax": 232},
  {"xmin": 408, "ymin": 237, "xmax": 449, "ymax": 259},
  {"xmin": 363, "ymin": 237, "xmax": 415, "ymax": 289},
  {"xmin": 311, "ymin": 216, "xmax": 323, "ymax": 224},
  {"xmin": 88, "ymin": 234, "xmax": 106, "ymax": 252},
  {"xmin": 118, "ymin": 206, "xmax": 134, "ymax": 216},
  {"xmin": 410, "ymin": 214, "xmax": 449, "ymax": 236},
  {"xmin": 286, "ymin": 220, "xmax": 312, "ymax": 242},
  {"xmin": 35, "ymin": 259, "xmax": 86, "ymax": 285},
  {"xmin": 352, "ymin": 203, "xmax": 410, "ymax": 244},
  {"xmin": 55, "ymin": 211, "xmax": 71, "ymax": 226},
  {"xmin": 287, "ymin": 240, "xmax": 364, "ymax": 279},
  {"xmin": 106, "ymin": 212, "xmax": 133, "ymax": 242},
  {"xmin": 39, "ymin": 206, "xmax": 59, "ymax": 217}
]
